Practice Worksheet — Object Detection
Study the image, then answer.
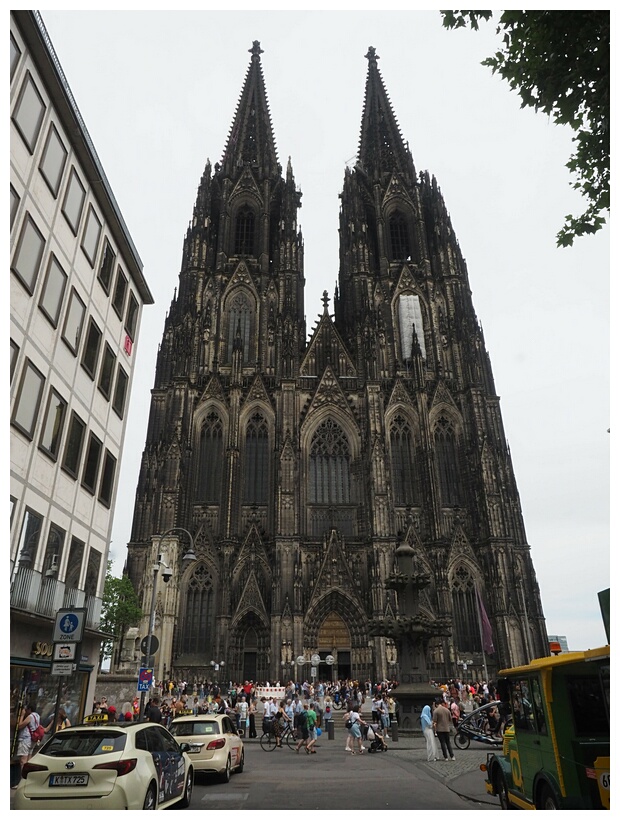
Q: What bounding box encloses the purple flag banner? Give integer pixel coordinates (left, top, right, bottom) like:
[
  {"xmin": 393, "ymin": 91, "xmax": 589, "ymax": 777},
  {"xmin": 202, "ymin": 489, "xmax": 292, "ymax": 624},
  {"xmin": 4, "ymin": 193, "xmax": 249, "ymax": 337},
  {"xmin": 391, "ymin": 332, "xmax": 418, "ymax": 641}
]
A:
[{"xmin": 476, "ymin": 586, "xmax": 495, "ymax": 654}]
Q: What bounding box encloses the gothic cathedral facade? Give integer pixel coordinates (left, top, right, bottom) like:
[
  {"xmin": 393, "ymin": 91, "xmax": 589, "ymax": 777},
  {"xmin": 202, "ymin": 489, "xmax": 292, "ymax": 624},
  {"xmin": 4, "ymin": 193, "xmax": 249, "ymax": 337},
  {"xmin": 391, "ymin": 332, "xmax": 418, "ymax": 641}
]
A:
[{"xmin": 125, "ymin": 43, "xmax": 548, "ymax": 686}]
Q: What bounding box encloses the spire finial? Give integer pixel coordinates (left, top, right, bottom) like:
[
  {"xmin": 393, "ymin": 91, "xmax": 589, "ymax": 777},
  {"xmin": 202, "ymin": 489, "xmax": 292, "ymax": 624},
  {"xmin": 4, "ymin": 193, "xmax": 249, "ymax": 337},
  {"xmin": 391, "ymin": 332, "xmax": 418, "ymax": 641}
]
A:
[
  {"xmin": 365, "ymin": 46, "xmax": 379, "ymax": 65},
  {"xmin": 249, "ymin": 40, "xmax": 263, "ymax": 60},
  {"xmin": 322, "ymin": 290, "xmax": 330, "ymax": 314}
]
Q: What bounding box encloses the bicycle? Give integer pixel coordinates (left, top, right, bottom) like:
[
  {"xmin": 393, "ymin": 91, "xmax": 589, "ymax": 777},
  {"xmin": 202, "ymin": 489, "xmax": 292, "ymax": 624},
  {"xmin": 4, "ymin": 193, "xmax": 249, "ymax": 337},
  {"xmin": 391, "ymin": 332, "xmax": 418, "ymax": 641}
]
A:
[{"xmin": 259, "ymin": 722, "xmax": 297, "ymax": 751}]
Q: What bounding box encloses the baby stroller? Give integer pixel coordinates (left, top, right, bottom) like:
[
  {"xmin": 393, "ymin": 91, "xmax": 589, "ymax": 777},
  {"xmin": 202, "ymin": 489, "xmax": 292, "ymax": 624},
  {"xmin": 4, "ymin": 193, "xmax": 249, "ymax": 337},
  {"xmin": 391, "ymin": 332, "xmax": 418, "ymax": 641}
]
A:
[{"xmin": 366, "ymin": 723, "xmax": 388, "ymax": 752}]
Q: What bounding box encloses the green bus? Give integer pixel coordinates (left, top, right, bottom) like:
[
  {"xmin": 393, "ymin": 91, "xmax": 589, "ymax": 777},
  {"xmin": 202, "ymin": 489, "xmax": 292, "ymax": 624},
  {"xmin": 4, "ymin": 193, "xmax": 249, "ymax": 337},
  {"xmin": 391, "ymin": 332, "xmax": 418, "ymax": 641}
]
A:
[{"xmin": 482, "ymin": 644, "xmax": 610, "ymax": 810}]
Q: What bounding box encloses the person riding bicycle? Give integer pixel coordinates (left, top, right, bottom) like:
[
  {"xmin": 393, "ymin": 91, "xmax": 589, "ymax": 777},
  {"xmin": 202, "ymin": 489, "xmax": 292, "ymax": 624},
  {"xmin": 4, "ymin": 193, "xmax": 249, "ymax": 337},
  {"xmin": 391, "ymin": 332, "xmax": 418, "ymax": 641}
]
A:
[{"xmin": 273, "ymin": 700, "xmax": 290, "ymax": 748}]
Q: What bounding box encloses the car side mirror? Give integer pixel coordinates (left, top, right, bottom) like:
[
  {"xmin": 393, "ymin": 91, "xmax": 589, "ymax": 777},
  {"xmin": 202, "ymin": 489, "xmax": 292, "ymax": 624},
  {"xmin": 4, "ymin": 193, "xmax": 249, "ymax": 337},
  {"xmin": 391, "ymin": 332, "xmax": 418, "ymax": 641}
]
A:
[{"xmin": 179, "ymin": 742, "xmax": 191, "ymax": 753}]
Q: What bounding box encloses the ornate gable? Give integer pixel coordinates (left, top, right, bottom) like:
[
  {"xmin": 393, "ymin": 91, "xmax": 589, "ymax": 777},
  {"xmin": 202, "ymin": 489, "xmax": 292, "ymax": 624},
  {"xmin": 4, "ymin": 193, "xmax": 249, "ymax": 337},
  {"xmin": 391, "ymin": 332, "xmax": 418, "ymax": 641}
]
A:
[
  {"xmin": 230, "ymin": 166, "xmax": 263, "ymax": 204},
  {"xmin": 382, "ymin": 172, "xmax": 414, "ymax": 209},
  {"xmin": 199, "ymin": 374, "xmax": 227, "ymax": 404},
  {"xmin": 223, "ymin": 260, "xmax": 259, "ymax": 298},
  {"xmin": 232, "ymin": 569, "xmax": 269, "ymax": 627},
  {"xmin": 387, "ymin": 378, "xmax": 414, "ymax": 409},
  {"xmin": 430, "ymin": 379, "xmax": 459, "ymax": 415},
  {"xmin": 244, "ymin": 374, "xmax": 274, "ymax": 410},
  {"xmin": 308, "ymin": 530, "xmax": 358, "ymax": 609},
  {"xmin": 447, "ymin": 524, "xmax": 478, "ymax": 570},
  {"xmin": 234, "ymin": 523, "xmax": 271, "ymax": 576},
  {"xmin": 300, "ymin": 311, "xmax": 357, "ymax": 378},
  {"xmin": 305, "ymin": 365, "xmax": 357, "ymax": 423}
]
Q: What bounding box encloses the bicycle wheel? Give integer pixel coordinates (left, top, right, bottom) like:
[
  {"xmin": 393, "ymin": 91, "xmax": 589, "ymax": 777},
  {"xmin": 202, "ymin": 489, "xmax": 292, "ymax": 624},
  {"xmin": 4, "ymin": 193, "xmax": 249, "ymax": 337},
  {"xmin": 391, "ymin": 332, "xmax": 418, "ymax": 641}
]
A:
[
  {"xmin": 454, "ymin": 731, "xmax": 470, "ymax": 750},
  {"xmin": 260, "ymin": 732, "xmax": 277, "ymax": 751},
  {"xmin": 285, "ymin": 728, "xmax": 297, "ymax": 750}
]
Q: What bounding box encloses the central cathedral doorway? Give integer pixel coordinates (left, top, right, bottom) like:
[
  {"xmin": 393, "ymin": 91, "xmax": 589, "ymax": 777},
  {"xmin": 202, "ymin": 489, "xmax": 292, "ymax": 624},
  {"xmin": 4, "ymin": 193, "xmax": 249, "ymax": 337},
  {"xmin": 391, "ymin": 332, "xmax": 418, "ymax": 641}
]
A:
[{"xmin": 317, "ymin": 611, "xmax": 351, "ymax": 681}]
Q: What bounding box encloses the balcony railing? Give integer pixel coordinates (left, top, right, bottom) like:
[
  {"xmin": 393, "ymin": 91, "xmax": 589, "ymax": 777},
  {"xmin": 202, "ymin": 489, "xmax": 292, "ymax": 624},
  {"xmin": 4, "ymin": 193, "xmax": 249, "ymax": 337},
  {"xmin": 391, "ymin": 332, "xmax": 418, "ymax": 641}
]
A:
[{"xmin": 10, "ymin": 564, "xmax": 102, "ymax": 630}]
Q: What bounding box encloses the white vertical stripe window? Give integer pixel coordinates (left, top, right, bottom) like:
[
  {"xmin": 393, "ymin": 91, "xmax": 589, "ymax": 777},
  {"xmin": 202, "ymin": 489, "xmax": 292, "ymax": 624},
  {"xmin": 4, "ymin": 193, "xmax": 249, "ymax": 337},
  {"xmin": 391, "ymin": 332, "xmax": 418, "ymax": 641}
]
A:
[{"xmin": 398, "ymin": 294, "xmax": 426, "ymax": 360}]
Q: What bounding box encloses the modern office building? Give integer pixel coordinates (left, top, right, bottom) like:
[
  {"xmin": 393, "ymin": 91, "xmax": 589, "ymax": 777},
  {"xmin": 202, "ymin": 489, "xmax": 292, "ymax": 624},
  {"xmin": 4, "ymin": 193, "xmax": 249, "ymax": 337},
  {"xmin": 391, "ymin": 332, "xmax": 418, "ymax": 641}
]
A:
[
  {"xmin": 10, "ymin": 11, "xmax": 153, "ymax": 721},
  {"xmin": 125, "ymin": 42, "xmax": 548, "ymax": 685}
]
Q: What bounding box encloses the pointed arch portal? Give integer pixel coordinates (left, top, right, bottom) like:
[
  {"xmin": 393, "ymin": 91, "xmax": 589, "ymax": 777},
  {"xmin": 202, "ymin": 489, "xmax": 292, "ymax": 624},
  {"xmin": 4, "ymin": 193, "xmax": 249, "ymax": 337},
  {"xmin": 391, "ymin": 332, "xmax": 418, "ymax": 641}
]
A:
[{"xmin": 316, "ymin": 610, "xmax": 352, "ymax": 681}]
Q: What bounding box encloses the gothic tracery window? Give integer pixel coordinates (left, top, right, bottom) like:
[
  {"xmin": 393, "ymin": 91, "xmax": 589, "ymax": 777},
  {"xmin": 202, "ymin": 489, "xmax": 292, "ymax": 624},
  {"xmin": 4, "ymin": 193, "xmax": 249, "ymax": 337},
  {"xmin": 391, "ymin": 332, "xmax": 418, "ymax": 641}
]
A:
[
  {"xmin": 226, "ymin": 291, "xmax": 253, "ymax": 363},
  {"xmin": 389, "ymin": 210, "xmax": 410, "ymax": 260},
  {"xmin": 451, "ymin": 565, "xmax": 478, "ymax": 653},
  {"xmin": 390, "ymin": 415, "xmax": 417, "ymax": 506},
  {"xmin": 180, "ymin": 564, "xmax": 215, "ymax": 655},
  {"xmin": 244, "ymin": 411, "xmax": 269, "ymax": 504},
  {"xmin": 234, "ymin": 206, "xmax": 255, "ymax": 256},
  {"xmin": 309, "ymin": 419, "xmax": 351, "ymax": 504},
  {"xmin": 198, "ymin": 411, "xmax": 223, "ymax": 503},
  {"xmin": 434, "ymin": 415, "xmax": 461, "ymax": 505}
]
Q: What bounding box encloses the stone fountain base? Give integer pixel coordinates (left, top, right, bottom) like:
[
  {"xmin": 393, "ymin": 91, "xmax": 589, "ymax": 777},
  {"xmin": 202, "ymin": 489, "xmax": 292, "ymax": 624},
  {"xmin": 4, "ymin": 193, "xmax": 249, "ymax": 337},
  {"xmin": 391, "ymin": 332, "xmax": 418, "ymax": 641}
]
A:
[{"xmin": 391, "ymin": 680, "xmax": 440, "ymax": 735}]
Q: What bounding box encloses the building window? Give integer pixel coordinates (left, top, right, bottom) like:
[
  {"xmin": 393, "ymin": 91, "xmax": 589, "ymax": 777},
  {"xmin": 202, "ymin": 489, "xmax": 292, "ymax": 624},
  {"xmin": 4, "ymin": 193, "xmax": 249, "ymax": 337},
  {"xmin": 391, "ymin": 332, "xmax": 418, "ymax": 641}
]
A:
[
  {"xmin": 10, "ymin": 339, "xmax": 20, "ymax": 383},
  {"xmin": 10, "ymin": 184, "xmax": 20, "ymax": 228},
  {"xmin": 451, "ymin": 565, "xmax": 478, "ymax": 653},
  {"xmin": 10, "ymin": 33, "xmax": 21, "ymax": 80},
  {"xmin": 11, "ymin": 212, "xmax": 46, "ymax": 293},
  {"xmin": 81, "ymin": 205, "xmax": 102, "ymax": 266},
  {"xmin": 65, "ymin": 536, "xmax": 84, "ymax": 590},
  {"xmin": 12, "ymin": 71, "xmax": 46, "ymax": 153},
  {"xmin": 234, "ymin": 206, "xmax": 255, "ymax": 255},
  {"xmin": 197, "ymin": 412, "xmax": 223, "ymax": 503},
  {"xmin": 390, "ymin": 415, "xmax": 417, "ymax": 506},
  {"xmin": 226, "ymin": 291, "xmax": 253, "ymax": 363},
  {"xmin": 112, "ymin": 365, "xmax": 129, "ymax": 418},
  {"xmin": 125, "ymin": 291, "xmax": 139, "ymax": 339},
  {"xmin": 39, "ymin": 387, "xmax": 67, "ymax": 460},
  {"xmin": 244, "ymin": 412, "xmax": 269, "ymax": 503},
  {"xmin": 309, "ymin": 418, "xmax": 351, "ymax": 504},
  {"xmin": 62, "ymin": 168, "xmax": 86, "ymax": 234},
  {"xmin": 398, "ymin": 294, "xmax": 426, "ymax": 360},
  {"xmin": 43, "ymin": 524, "xmax": 65, "ymax": 576},
  {"xmin": 98, "ymin": 450, "xmax": 117, "ymax": 508},
  {"xmin": 39, "ymin": 124, "xmax": 68, "ymax": 197},
  {"xmin": 112, "ymin": 267, "xmax": 128, "ymax": 318},
  {"xmin": 81, "ymin": 432, "xmax": 103, "ymax": 494},
  {"xmin": 98, "ymin": 343, "xmax": 116, "ymax": 400},
  {"xmin": 389, "ymin": 210, "xmax": 410, "ymax": 260},
  {"xmin": 11, "ymin": 358, "xmax": 45, "ymax": 439},
  {"xmin": 81, "ymin": 317, "xmax": 102, "ymax": 379},
  {"xmin": 39, "ymin": 254, "xmax": 67, "ymax": 327},
  {"xmin": 84, "ymin": 548, "xmax": 102, "ymax": 597},
  {"xmin": 97, "ymin": 240, "xmax": 116, "ymax": 294},
  {"xmin": 434, "ymin": 415, "xmax": 461, "ymax": 506},
  {"xmin": 180, "ymin": 564, "xmax": 215, "ymax": 655},
  {"xmin": 62, "ymin": 411, "xmax": 86, "ymax": 478},
  {"xmin": 16, "ymin": 508, "xmax": 43, "ymax": 569},
  {"xmin": 61, "ymin": 287, "xmax": 86, "ymax": 355}
]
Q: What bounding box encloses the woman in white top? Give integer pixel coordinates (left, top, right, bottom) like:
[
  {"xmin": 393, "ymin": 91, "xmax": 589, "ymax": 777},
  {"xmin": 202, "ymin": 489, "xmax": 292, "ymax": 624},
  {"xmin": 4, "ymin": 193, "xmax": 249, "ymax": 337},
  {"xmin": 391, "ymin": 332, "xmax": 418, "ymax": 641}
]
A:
[{"xmin": 346, "ymin": 705, "xmax": 368, "ymax": 754}]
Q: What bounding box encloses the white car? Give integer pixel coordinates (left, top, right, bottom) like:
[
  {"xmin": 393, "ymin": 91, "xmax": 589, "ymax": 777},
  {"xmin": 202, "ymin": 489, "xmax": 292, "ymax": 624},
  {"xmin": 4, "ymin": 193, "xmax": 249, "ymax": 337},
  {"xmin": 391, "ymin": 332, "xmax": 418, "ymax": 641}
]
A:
[
  {"xmin": 13, "ymin": 714, "xmax": 194, "ymax": 810},
  {"xmin": 169, "ymin": 712, "xmax": 244, "ymax": 781}
]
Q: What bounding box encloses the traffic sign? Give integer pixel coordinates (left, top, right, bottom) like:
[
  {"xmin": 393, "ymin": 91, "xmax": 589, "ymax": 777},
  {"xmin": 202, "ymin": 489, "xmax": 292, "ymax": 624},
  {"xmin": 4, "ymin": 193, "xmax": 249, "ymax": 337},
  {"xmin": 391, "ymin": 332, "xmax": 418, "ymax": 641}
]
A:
[
  {"xmin": 53, "ymin": 608, "xmax": 87, "ymax": 642},
  {"xmin": 140, "ymin": 635, "xmax": 159, "ymax": 654},
  {"xmin": 138, "ymin": 667, "xmax": 154, "ymax": 692},
  {"xmin": 51, "ymin": 662, "xmax": 74, "ymax": 676}
]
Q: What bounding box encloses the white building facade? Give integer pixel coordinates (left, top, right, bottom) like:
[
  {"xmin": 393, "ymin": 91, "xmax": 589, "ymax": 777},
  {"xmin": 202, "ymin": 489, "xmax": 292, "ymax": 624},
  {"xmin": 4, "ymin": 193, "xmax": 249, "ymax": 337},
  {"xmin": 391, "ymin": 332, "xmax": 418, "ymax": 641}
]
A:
[{"xmin": 10, "ymin": 11, "xmax": 153, "ymax": 724}]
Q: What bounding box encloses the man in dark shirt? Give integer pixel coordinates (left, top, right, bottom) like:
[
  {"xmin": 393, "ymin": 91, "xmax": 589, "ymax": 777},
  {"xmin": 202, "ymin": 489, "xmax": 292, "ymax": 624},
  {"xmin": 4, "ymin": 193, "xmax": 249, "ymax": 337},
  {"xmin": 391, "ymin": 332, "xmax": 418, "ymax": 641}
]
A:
[{"xmin": 146, "ymin": 697, "xmax": 162, "ymax": 724}]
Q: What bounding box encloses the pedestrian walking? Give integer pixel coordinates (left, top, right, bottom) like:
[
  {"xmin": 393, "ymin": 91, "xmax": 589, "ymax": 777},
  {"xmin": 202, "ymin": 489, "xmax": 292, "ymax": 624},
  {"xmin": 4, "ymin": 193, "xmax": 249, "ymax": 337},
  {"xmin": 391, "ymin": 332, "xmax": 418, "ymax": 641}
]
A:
[
  {"xmin": 432, "ymin": 698, "xmax": 455, "ymax": 761},
  {"xmin": 420, "ymin": 703, "xmax": 438, "ymax": 761}
]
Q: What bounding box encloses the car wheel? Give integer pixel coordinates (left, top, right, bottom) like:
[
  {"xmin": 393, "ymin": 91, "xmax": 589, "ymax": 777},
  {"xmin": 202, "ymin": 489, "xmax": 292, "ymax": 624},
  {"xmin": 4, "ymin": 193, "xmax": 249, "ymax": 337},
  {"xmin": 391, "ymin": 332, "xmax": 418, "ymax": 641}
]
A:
[
  {"xmin": 539, "ymin": 785, "xmax": 558, "ymax": 810},
  {"xmin": 236, "ymin": 749, "xmax": 245, "ymax": 773},
  {"xmin": 494, "ymin": 770, "xmax": 513, "ymax": 811},
  {"xmin": 178, "ymin": 767, "xmax": 193, "ymax": 808},
  {"xmin": 454, "ymin": 732, "xmax": 470, "ymax": 750},
  {"xmin": 219, "ymin": 755, "xmax": 231, "ymax": 783},
  {"xmin": 143, "ymin": 783, "xmax": 157, "ymax": 810}
]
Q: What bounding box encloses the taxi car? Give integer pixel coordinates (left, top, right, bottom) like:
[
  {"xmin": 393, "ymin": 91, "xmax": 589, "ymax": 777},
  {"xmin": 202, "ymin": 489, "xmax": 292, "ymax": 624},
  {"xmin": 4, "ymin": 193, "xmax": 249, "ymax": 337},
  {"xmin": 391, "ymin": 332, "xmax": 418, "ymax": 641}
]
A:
[
  {"xmin": 169, "ymin": 712, "xmax": 244, "ymax": 782},
  {"xmin": 13, "ymin": 713, "xmax": 194, "ymax": 810}
]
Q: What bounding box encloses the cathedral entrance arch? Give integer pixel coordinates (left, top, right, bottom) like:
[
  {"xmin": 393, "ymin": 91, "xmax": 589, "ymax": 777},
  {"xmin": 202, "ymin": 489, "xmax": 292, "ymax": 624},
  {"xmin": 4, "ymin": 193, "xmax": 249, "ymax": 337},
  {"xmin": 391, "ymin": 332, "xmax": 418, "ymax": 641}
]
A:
[
  {"xmin": 242, "ymin": 627, "xmax": 258, "ymax": 682},
  {"xmin": 230, "ymin": 611, "xmax": 270, "ymax": 684},
  {"xmin": 317, "ymin": 611, "xmax": 351, "ymax": 681}
]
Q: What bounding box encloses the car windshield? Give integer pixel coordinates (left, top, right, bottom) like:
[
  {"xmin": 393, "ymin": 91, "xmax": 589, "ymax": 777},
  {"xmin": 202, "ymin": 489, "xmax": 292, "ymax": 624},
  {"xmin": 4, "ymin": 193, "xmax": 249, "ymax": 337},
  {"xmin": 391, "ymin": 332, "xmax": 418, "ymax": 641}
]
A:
[
  {"xmin": 41, "ymin": 730, "xmax": 127, "ymax": 756},
  {"xmin": 170, "ymin": 721, "xmax": 219, "ymax": 737}
]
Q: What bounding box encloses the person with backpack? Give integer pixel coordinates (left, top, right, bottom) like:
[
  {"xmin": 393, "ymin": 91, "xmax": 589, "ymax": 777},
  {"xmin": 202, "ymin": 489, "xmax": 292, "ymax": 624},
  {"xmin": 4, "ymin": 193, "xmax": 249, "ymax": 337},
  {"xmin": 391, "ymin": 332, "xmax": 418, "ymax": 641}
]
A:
[
  {"xmin": 305, "ymin": 702, "xmax": 318, "ymax": 754},
  {"xmin": 13, "ymin": 705, "xmax": 42, "ymax": 786},
  {"xmin": 294, "ymin": 702, "xmax": 310, "ymax": 753}
]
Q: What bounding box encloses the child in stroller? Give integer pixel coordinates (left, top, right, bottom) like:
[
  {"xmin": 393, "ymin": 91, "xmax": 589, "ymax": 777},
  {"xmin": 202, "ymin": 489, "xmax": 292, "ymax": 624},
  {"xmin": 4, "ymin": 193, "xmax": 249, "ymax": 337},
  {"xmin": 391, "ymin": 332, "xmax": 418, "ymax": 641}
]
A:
[{"xmin": 365, "ymin": 722, "xmax": 388, "ymax": 752}]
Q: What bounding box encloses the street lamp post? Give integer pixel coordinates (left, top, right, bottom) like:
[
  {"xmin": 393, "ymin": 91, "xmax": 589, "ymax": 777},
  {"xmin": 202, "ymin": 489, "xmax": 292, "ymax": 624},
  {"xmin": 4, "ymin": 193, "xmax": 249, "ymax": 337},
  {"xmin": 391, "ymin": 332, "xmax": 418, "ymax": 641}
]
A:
[{"xmin": 139, "ymin": 528, "xmax": 196, "ymax": 721}]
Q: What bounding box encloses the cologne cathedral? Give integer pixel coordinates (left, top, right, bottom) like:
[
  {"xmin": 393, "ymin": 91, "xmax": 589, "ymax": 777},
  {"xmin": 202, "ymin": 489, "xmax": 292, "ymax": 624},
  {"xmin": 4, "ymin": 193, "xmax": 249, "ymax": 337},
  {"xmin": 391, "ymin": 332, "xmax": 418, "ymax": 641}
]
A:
[{"xmin": 124, "ymin": 42, "xmax": 548, "ymax": 686}]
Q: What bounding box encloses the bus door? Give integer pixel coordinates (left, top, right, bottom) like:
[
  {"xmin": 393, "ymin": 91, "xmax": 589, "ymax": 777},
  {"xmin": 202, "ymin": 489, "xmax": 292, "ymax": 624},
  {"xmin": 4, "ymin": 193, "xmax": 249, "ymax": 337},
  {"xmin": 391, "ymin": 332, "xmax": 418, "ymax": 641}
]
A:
[{"xmin": 509, "ymin": 676, "xmax": 553, "ymax": 797}]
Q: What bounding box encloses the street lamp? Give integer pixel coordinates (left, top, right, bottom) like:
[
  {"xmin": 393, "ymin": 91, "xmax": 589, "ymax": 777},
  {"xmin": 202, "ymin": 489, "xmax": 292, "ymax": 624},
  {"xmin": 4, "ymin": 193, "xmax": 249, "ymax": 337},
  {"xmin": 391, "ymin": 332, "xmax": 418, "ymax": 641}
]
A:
[{"xmin": 139, "ymin": 528, "xmax": 196, "ymax": 720}]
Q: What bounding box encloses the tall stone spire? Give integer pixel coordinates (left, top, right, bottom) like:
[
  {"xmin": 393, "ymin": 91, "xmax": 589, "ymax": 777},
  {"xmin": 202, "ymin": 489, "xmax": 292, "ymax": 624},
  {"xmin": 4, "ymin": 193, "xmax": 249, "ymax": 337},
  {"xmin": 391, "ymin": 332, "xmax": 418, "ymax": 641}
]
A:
[
  {"xmin": 357, "ymin": 46, "xmax": 415, "ymax": 182},
  {"xmin": 220, "ymin": 40, "xmax": 279, "ymax": 178}
]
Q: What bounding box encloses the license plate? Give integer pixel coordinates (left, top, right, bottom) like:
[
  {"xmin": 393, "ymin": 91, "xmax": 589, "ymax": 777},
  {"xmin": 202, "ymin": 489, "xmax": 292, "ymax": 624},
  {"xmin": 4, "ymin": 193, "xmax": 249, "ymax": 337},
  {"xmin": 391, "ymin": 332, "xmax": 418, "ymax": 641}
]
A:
[{"xmin": 49, "ymin": 774, "xmax": 89, "ymax": 786}]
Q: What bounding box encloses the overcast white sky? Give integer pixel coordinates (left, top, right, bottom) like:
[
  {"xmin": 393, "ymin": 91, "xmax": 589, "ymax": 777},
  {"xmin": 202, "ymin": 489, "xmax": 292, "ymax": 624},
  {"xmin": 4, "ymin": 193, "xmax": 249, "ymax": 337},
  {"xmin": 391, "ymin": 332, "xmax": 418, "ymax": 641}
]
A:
[{"xmin": 38, "ymin": 6, "xmax": 611, "ymax": 653}]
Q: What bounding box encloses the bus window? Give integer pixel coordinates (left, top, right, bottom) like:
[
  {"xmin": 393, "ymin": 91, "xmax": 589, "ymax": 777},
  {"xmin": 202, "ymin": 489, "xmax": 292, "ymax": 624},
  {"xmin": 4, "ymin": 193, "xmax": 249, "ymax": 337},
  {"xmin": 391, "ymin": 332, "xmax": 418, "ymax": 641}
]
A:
[
  {"xmin": 511, "ymin": 679, "xmax": 536, "ymax": 732},
  {"xmin": 530, "ymin": 677, "xmax": 547, "ymax": 735},
  {"xmin": 566, "ymin": 675, "xmax": 608, "ymax": 736}
]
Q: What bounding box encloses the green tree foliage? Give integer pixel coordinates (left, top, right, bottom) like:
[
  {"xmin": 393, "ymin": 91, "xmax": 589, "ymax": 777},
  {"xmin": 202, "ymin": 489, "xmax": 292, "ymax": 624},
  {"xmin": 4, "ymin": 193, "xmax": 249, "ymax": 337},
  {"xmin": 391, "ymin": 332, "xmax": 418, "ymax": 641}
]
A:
[
  {"xmin": 441, "ymin": 10, "xmax": 609, "ymax": 246},
  {"xmin": 99, "ymin": 561, "xmax": 142, "ymax": 668}
]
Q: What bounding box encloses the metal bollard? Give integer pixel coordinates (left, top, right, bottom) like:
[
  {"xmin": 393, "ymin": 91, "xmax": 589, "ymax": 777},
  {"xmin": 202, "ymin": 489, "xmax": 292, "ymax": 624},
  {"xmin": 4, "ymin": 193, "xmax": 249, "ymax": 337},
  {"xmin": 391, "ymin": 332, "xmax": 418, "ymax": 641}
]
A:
[
  {"xmin": 391, "ymin": 720, "xmax": 399, "ymax": 742},
  {"xmin": 327, "ymin": 719, "xmax": 335, "ymax": 740}
]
